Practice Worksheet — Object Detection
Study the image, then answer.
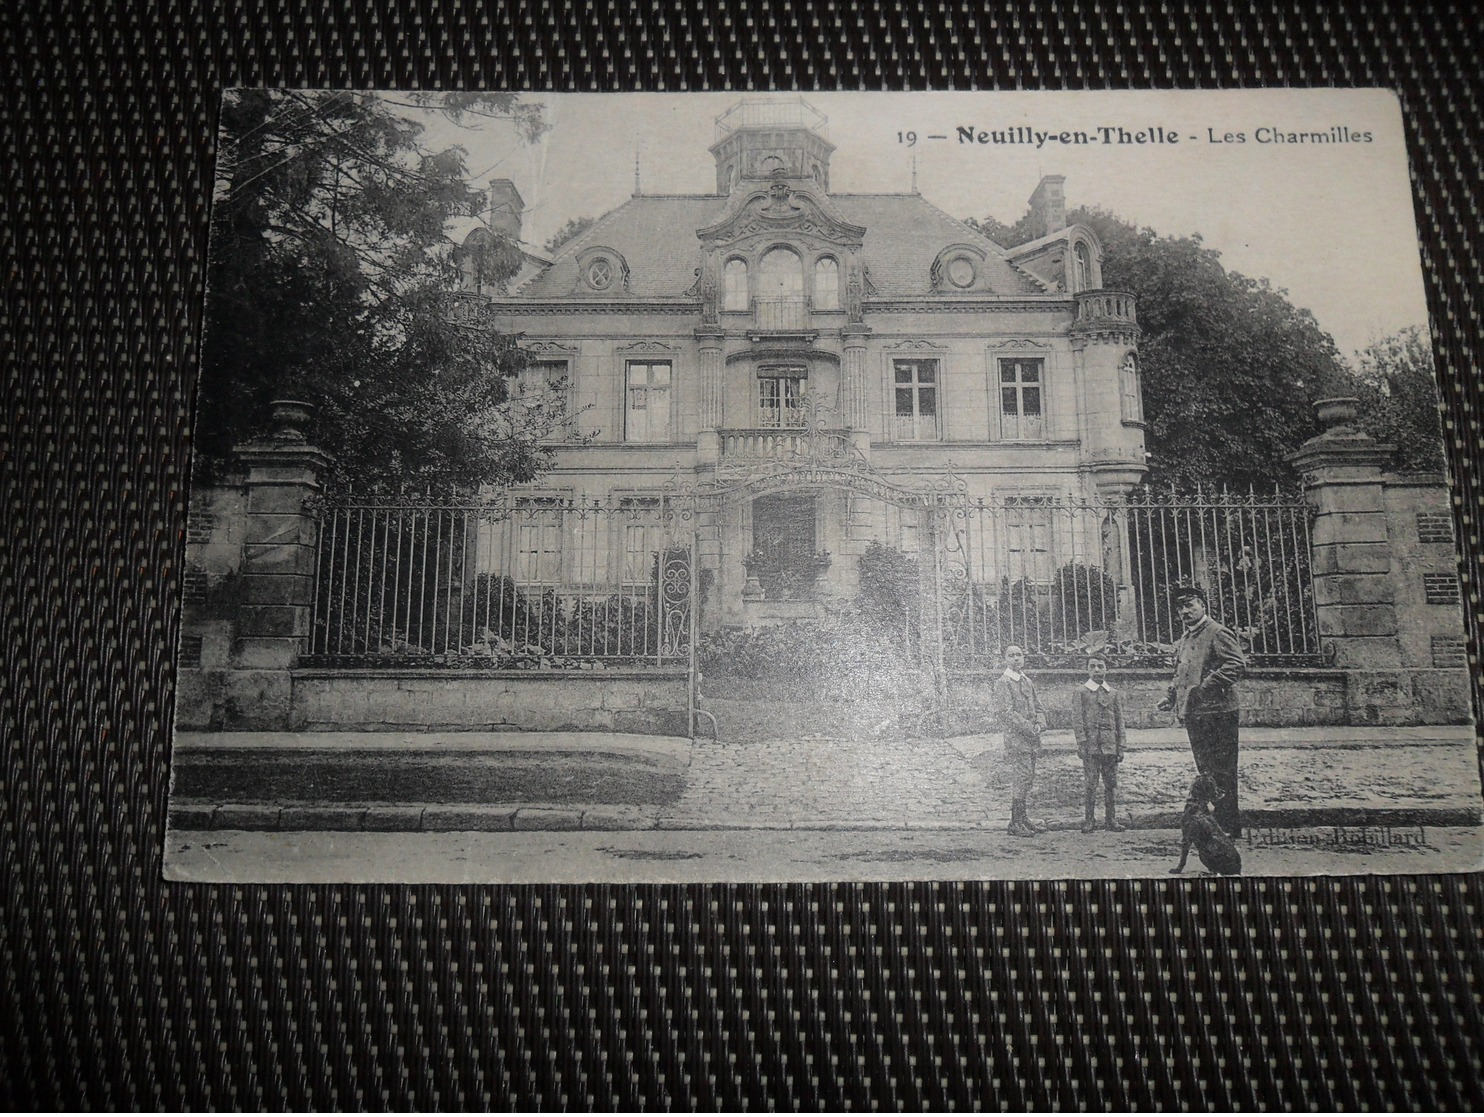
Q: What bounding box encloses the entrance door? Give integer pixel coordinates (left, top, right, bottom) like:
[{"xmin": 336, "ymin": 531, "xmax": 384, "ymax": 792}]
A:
[{"xmin": 750, "ymin": 494, "xmax": 820, "ymax": 600}]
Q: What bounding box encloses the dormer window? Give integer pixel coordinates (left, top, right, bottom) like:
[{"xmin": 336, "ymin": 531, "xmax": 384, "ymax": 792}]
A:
[
  {"xmin": 931, "ymin": 244, "xmax": 989, "ymax": 293},
  {"xmin": 1073, "ymin": 241, "xmax": 1093, "ymax": 293},
  {"xmin": 575, "ymin": 247, "xmax": 628, "ymax": 293},
  {"xmin": 814, "ymin": 257, "xmax": 840, "ymax": 310},
  {"xmin": 724, "ymin": 258, "xmax": 749, "ymax": 311},
  {"xmin": 758, "ymin": 247, "xmax": 804, "ymax": 297},
  {"xmin": 586, "ymin": 258, "xmax": 613, "ymax": 289},
  {"xmin": 946, "ymin": 257, "xmax": 976, "ymax": 288}
]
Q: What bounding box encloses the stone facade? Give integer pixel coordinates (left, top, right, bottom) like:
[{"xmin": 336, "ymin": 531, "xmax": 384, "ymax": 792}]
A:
[{"xmin": 466, "ymin": 97, "xmax": 1147, "ymax": 633}]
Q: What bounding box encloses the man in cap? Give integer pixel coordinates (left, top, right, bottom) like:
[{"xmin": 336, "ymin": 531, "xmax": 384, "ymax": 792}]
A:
[{"xmin": 1158, "ymin": 585, "xmax": 1247, "ymax": 836}]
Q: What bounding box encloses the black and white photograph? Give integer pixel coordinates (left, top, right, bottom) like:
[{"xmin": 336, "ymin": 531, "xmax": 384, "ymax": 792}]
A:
[{"xmin": 163, "ymin": 88, "xmax": 1482, "ymax": 883}]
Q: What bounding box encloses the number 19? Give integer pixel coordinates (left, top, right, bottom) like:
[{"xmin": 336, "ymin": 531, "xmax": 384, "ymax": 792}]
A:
[{"xmin": 898, "ymin": 131, "xmax": 917, "ymax": 146}]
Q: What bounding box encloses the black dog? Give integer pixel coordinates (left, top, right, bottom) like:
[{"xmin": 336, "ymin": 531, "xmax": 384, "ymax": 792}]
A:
[{"xmin": 1170, "ymin": 774, "xmax": 1242, "ymax": 876}]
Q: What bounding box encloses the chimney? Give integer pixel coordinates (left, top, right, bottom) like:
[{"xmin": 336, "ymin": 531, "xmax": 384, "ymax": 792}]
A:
[
  {"xmin": 1028, "ymin": 175, "xmax": 1067, "ymax": 238},
  {"xmin": 485, "ymin": 179, "xmax": 524, "ymax": 243}
]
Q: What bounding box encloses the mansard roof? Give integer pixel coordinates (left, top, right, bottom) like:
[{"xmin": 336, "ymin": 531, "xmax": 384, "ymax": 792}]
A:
[{"xmin": 512, "ymin": 192, "xmax": 1047, "ymax": 299}]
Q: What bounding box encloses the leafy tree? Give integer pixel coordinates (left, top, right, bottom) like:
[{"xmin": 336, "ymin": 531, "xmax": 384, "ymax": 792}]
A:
[
  {"xmin": 199, "ymin": 89, "xmax": 570, "ymax": 490},
  {"xmin": 969, "ymin": 205, "xmax": 1356, "ymax": 490},
  {"xmin": 542, "ymin": 215, "xmax": 596, "ymax": 256},
  {"xmin": 1352, "ymin": 326, "xmax": 1447, "ymax": 473}
]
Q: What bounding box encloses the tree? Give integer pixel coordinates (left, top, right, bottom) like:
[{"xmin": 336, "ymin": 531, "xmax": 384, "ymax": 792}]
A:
[
  {"xmin": 968, "ymin": 205, "xmax": 1356, "ymax": 490},
  {"xmin": 199, "ymin": 89, "xmax": 570, "ymax": 490},
  {"xmin": 1352, "ymin": 326, "xmax": 1447, "ymax": 473},
  {"xmin": 542, "ymin": 216, "xmax": 596, "ymax": 256}
]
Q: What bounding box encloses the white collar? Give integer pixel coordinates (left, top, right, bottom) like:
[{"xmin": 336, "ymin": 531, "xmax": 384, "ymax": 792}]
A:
[
  {"xmin": 1084, "ymin": 679, "xmax": 1110, "ymax": 691},
  {"xmin": 1002, "ymin": 668, "xmax": 1025, "ymax": 682}
]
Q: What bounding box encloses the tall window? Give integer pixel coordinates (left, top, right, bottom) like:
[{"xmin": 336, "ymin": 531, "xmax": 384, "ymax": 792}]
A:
[
  {"xmin": 625, "ymin": 361, "xmax": 672, "ymax": 442},
  {"xmin": 758, "ymin": 246, "xmax": 804, "ymax": 297},
  {"xmin": 1119, "ymin": 352, "xmax": 1144, "ymax": 422},
  {"xmin": 1005, "ymin": 497, "xmax": 1055, "ymax": 585},
  {"xmin": 999, "ymin": 358, "xmax": 1044, "ymax": 440},
  {"xmin": 893, "ymin": 359, "xmax": 940, "ymax": 441},
  {"xmin": 1073, "ymin": 242, "xmax": 1093, "ymax": 293},
  {"xmin": 814, "ymin": 257, "xmax": 840, "ymax": 310},
  {"xmin": 758, "ymin": 367, "xmax": 807, "ymax": 428},
  {"xmin": 723, "ymin": 258, "xmax": 749, "ymax": 311},
  {"xmin": 513, "ymin": 361, "xmax": 565, "ymax": 404},
  {"xmin": 618, "ymin": 497, "xmax": 661, "ymax": 584},
  {"xmin": 515, "ymin": 499, "xmax": 564, "ymax": 584}
]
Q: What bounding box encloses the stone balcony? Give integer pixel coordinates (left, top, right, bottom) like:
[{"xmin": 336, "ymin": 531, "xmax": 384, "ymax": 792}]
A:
[
  {"xmin": 719, "ymin": 426, "xmax": 856, "ymax": 461},
  {"xmin": 1072, "ymin": 289, "xmax": 1138, "ymax": 326}
]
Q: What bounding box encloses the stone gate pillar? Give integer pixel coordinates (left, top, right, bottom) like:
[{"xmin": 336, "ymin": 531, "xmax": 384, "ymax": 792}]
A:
[
  {"xmin": 232, "ymin": 400, "xmax": 334, "ymax": 685},
  {"xmin": 1287, "ymin": 397, "xmax": 1400, "ymax": 668}
]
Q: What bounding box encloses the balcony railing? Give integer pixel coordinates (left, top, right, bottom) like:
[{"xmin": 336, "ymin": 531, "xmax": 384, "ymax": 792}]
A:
[
  {"xmin": 751, "ymin": 295, "xmax": 811, "ymax": 333},
  {"xmin": 720, "ymin": 427, "xmax": 855, "ymax": 462},
  {"xmin": 1073, "ymin": 289, "xmax": 1138, "ymax": 326}
]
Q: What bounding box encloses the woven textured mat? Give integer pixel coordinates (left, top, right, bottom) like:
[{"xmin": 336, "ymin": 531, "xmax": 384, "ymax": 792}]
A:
[{"xmin": 5, "ymin": 1, "xmax": 1482, "ymax": 1108}]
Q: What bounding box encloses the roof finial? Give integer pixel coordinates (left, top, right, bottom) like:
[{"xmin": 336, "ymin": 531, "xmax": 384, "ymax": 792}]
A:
[
  {"xmin": 910, "ymin": 152, "xmax": 918, "ymax": 194},
  {"xmin": 633, "ymin": 145, "xmax": 642, "ymax": 196}
]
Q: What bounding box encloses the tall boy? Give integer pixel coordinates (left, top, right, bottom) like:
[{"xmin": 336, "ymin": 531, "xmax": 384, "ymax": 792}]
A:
[
  {"xmin": 1073, "ymin": 655, "xmax": 1126, "ymax": 832},
  {"xmin": 993, "ymin": 644, "xmax": 1046, "ymax": 837}
]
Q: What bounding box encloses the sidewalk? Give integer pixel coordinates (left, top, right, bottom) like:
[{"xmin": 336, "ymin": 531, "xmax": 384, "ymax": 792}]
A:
[{"xmin": 167, "ymin": 725, "xmax": 1483, "ymax": 834}]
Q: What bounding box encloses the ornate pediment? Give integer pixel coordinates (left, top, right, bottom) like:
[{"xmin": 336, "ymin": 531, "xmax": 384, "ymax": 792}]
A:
[{"xmin": 697, "ymin": 184, "xmax": 866, "ymax": 250}]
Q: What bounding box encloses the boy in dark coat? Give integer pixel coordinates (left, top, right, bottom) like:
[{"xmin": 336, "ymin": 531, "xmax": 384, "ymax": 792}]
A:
[
  {"xmin": 1073, "ymin": 654, "xmax": 1126, "ymax": 832},
  {"xmin": 992, "ymin": 644, "xmax": 1046, "ymax": 837}
]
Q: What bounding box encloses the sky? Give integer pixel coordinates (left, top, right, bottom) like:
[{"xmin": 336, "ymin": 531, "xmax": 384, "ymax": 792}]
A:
[{"xmin": 413, "ymin": 90, "xmax": 1430, "ymax": 364}]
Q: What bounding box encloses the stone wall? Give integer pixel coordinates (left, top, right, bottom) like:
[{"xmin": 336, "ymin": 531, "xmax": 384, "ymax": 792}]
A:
[
  {"xmin": 292, "ymin": 669, "xmax": 691, "ymax": 734},
  {"xmin": 949, "ymin": 667, "xmax": 1472, "ymax": 729}
]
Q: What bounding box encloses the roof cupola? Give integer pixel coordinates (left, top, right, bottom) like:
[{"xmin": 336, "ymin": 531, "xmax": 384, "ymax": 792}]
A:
[{"xmin": 710, "ymin": 97, "xmax": 836, "ymax": 195}]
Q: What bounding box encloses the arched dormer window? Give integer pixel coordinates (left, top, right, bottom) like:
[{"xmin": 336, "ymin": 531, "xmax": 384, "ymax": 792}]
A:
[
  {"xmin": 575, "ymin": 246, "xmax": 629, "ymax": 293},
  {"xmin": 814, "ymin": 257, "xmax": 840, "ymax": 311},
  {"xmin": 723, "ymin": 258, "xmax": 749, "ymax": 311},
  {"xmin": 758, "ymin": 246, "xmax": 804, "ymax": 298},
  {"xmin": 1073, "ymin": 241, "xmax": 1093, "ymax": 293},
  {"xmin": 1119, "ymin": 351, "xmax": 1144, "ymax": 423}
]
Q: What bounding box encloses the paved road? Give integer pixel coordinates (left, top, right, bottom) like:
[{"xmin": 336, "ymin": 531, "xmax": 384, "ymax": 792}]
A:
[{"xmin": 164, "ymin": 824, "xmax": 1484, "ymax": 884}]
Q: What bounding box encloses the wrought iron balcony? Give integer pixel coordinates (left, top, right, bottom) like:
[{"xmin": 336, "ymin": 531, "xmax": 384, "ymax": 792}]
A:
[{"xmin": 751, "ymin": 295, "xmax": 812, "ymax": 333}]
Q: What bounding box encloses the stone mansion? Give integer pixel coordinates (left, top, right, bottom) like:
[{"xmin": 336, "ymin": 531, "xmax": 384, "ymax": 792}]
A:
[{"xmin": 453, "ymin": 98, "xmax": 1147, "ymax": 629}]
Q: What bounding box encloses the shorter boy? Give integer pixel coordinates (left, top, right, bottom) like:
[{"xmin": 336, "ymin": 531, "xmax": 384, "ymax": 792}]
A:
[{"xmin": 1073, "ymin": 655, "xmax": 1127, "ymax": 832}]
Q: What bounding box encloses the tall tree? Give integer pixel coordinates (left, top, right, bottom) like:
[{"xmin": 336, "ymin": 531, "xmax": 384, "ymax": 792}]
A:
[
  {"xmin": 541, "ymin": 215, "xmax": 596, "ymax": 256},
  {"xmin": 1352, "ymin": 325, "xmax": 1447, "ymax": 473},
  {"xmin": 969, "ymin": 207, "xmax": 1356, "ymax": 490},
  {"xmin": 199, "ymin": 89, "xmax": 568, "ymax": 489}
]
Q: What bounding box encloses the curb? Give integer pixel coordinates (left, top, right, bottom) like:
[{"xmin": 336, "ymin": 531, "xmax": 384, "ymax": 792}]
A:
[{"xmin": 169, "ymin": 802, "xmax": 1483, "ymax": 833}]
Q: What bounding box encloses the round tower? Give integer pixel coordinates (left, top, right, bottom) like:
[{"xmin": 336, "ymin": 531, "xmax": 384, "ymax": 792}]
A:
[{"xmin": 1069, "ymin": 289, "xmax": 1147, "ymax": 496}]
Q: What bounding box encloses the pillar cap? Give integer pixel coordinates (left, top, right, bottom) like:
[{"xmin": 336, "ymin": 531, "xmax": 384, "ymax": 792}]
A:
[{"xmin": 1287, "ymin": 397, "xmax": 1393, "ymax": 477}]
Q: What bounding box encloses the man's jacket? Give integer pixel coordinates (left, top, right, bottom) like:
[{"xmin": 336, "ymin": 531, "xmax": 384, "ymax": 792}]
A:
[{"xmin": 1168, "ymin": 615, "xmax": 1246, "ymax": 721}]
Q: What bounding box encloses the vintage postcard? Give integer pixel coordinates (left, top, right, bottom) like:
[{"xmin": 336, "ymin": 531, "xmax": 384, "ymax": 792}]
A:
[{"xmin": 165, "ymin": 89, "xmax": 1481, "ymax": 882}]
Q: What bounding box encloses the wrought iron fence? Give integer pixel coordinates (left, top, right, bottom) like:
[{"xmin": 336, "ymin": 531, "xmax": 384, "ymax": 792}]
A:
[
  {"xmin": 930, "ymin": 487, "xmax": 1320, "ymax": 668},
  {"xmin": 306, "ymin": 494, "xmax": 694, "ymax": 667}
]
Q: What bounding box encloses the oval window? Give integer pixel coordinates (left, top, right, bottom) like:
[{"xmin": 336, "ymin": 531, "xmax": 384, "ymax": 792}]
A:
[
  {"xmin": 587, "ymin": 258, "xmax": 613, "ymax": 289},
  {"xmin": 947, "ymin": 257, "xmax": 976, "ymax": 288}
]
